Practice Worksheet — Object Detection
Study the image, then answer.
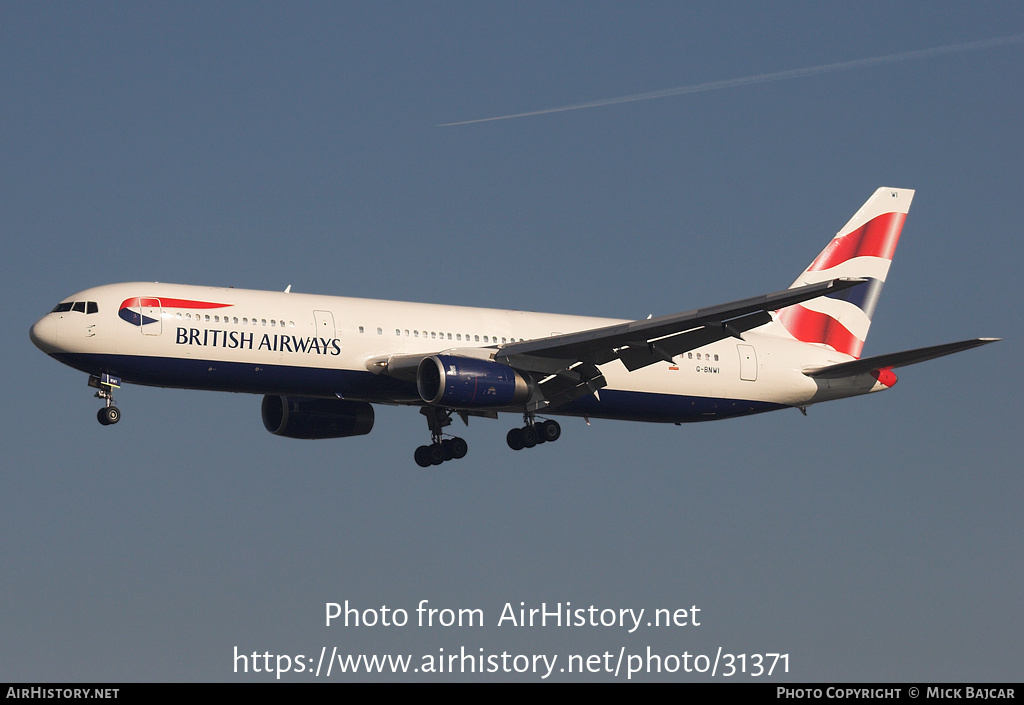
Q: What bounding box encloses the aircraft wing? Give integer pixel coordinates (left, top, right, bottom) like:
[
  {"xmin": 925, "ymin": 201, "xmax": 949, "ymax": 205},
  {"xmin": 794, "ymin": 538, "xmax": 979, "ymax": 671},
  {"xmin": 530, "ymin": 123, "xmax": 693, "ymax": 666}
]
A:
[
  {"xmin": 803, "ymin": 337, "xmax": 999, "ymax": 379},
  {"xmin": 494, "ymin": 278, "xmax": 865, "ymax": 411},
  {"xmin": 497, "ymin": 278, "xmax": 865, "ymax": 371},
  {"xmin": 369, "ymin": 278, "xmax": 865, "ymax": 413}
]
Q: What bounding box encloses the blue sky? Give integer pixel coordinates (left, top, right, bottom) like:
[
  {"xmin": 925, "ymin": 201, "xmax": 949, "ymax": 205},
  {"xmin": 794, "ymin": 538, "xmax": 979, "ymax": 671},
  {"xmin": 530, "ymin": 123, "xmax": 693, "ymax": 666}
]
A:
[{"xmin": 3, "ymin": 2, "xmax": 1021, "ymax": 681}]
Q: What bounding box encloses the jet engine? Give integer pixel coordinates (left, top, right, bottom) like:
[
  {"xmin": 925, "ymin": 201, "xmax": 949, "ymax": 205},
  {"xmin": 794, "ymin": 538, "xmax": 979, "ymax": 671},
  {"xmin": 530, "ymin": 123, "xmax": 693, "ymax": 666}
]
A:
[
  {"xmin": 416, "ymin": 354, "xmax": 532, "ymax": 408},
  {"xmin": 261, "ymin": 396, "xmax": 375, "ymax": 439}
]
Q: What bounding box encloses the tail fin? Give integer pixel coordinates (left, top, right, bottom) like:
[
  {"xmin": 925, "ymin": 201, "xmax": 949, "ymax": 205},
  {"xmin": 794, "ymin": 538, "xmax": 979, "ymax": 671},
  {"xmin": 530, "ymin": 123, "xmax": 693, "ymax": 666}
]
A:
[{"xmin": 762, "ymin": 187, "xmax": 914, "ymax": 359}]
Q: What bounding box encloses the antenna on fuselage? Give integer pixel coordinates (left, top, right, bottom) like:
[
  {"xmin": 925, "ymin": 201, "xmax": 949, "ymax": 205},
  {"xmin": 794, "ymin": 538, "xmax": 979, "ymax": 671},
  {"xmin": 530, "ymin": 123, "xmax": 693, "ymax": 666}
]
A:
[{"xmin": 284, "ymin": 285, "xmax": 292, "ymax": 293}]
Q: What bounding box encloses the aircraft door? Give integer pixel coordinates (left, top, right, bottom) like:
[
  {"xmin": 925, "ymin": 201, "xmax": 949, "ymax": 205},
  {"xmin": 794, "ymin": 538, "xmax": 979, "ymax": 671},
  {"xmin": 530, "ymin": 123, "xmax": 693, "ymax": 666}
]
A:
[
  {"xmin": 737, "ymin": 344, "xmax": 757, "ymax": 381},
  {"xmin": 314, "ymin": 310, "xmax": 336, "ymax": 338},
  {"xmin": 140, "ymin": 297, "xmax": 162, "ymax": 335}
]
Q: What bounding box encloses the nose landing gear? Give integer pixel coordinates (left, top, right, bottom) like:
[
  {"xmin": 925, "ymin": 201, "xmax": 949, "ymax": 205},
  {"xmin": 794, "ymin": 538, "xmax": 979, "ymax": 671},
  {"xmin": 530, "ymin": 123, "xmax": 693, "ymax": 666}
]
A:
[{"xmin": 89, "ymin": 373, "xmax": 121, "ymax": 426}]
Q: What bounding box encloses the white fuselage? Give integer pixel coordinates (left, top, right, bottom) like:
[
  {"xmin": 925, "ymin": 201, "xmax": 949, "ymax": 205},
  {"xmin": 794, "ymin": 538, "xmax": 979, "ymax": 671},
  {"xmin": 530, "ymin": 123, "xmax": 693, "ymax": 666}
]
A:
[{"xmin": 30, "ymin": 282, "xmax": 879, "ymax": 424}]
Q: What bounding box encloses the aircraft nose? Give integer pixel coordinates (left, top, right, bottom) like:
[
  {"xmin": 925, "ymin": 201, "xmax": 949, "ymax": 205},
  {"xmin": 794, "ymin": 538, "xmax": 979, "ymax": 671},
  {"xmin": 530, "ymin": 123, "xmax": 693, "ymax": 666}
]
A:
[{"xmin": 30, "ymin": 316, "xmax": 58, "ymax": 353}]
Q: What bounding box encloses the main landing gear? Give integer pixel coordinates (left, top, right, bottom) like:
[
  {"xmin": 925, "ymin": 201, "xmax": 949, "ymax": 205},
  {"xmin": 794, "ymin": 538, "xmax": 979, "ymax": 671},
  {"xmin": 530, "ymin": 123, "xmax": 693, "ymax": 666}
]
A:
[
  {"xmin": 89, "ymin": 373, "xmax": 122, "ymax": 426},
  {"xmin": 414, "ymin": 407, "xmax": 469, "ymax": 467},
  {"xmin": 414, "ymin": 437, "xmax": 468, "ymax": 467},
  {"xmin": 411, "ymin": 409, "xmax": 562, "ymax": 465},
  {"xmin": 506, "ymin": 415, "xmax": 560, "ymax": 451}
]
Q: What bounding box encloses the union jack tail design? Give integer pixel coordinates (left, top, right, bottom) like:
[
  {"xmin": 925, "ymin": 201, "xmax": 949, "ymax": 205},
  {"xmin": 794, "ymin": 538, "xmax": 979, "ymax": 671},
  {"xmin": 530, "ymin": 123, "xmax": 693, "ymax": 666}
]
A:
[{"xmin": 762, "ymin": 187, "xmax": 914, "ymax": 359}]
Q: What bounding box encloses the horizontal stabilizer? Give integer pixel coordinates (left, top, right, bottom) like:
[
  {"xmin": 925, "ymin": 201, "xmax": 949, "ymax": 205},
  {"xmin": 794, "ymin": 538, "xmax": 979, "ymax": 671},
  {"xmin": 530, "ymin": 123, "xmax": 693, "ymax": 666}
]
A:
[{"xmin": 804, "ymin": 338, "xmax": 999, "ymax": 379}]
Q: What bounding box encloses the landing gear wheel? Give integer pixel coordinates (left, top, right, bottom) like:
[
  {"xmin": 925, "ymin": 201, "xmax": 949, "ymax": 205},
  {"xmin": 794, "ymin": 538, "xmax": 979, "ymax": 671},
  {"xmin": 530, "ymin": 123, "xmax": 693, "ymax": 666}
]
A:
[
  {"xmin": 97, "ymin": 406, "xmax": 121, "ymax": 426},
  {"xmin": 521, "ymin": 425, "xmax": 538, "ymax": 448},
  {"xmin": 538, "ymin": 419, "xmax": 561, "ymax": 442},
  {"xmin": 428, "ymin": 443, "xmax": 445, "ymax": 466},
  {"xmin": 414, "ymin": 445, "xmax": 433, "ymax": 467},
  {"xmin": 506, "ymin": 428, "xmax": 525, "ymax": 450},
  {"xmin": 451, "ymin": 437, "xmax": 468, "ymax": 459}
]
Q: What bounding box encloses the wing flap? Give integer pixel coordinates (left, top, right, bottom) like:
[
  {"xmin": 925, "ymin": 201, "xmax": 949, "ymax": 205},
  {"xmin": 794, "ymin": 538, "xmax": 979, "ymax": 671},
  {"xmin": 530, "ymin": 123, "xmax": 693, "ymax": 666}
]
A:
[
  {"xmin": 616, "ymin": 311, "xmax": 773, "ymax": 371},
  {"xmin": 530, "ymin": 363, "xmax": 607, "ymax": 412}
]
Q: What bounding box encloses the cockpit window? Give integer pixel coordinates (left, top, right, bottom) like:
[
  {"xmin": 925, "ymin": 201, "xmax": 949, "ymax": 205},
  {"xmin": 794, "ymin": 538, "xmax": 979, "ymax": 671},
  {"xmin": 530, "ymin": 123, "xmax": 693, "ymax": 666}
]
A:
[{"xmin": 51, "ymin": 301, "xmax": 99, "ymax": 314}]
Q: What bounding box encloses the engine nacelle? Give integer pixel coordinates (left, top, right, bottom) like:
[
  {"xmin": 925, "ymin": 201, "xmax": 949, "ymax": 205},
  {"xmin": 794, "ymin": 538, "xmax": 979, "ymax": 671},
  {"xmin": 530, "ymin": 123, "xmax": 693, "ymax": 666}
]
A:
[
  {"xmin": 417, "ymin": 354, "xmax": 532, "ymax": 408},
  {"xmin": 261, "ymin": 396, "xmax": 375, "ymax": 439}
]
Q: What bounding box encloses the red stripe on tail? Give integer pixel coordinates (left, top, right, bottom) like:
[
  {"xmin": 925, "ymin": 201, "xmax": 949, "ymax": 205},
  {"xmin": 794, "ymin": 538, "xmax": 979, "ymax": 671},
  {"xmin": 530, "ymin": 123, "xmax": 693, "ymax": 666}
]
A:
[
  {"xmin": 778, "ymin": 305, "xmax": 865, "ymax": 358},
  {"xmin": 807, "ymin": 212, "xmax": 906, "ymax": 271}
]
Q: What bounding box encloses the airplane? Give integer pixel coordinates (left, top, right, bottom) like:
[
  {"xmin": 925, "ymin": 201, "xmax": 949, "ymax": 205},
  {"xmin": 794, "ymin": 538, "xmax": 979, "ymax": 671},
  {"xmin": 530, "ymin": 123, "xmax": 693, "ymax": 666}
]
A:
[{"xmin": 30, "ymin": 187, "xmax": 997, "ymax": 466}]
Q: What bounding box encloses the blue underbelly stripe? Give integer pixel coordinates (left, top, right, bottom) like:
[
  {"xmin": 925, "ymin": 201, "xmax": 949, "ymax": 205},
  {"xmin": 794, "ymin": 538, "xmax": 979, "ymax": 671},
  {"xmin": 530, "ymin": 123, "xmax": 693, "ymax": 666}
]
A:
[{"xmin": 51, "ymin": 352, "xmax": 787, "ymax": 422}]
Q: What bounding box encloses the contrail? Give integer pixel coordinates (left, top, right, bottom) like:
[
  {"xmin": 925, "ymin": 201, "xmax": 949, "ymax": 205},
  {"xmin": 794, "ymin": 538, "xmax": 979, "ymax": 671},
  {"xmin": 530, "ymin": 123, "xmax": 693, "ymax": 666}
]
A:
[{"xmin": 438, "ymin": 33, "xmax": 1024, "ymax": 127}]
